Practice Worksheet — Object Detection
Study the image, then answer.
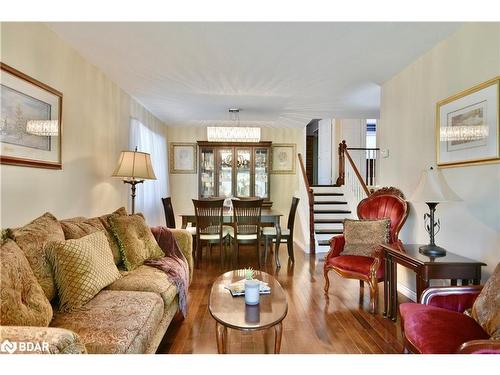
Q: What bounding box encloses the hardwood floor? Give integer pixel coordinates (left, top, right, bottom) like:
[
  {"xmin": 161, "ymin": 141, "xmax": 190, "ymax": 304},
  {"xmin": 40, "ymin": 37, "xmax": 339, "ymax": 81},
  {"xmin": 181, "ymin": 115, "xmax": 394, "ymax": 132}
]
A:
[{"xmin": 158, "ymin": 244, "xmax": 410, "ymax": 354}]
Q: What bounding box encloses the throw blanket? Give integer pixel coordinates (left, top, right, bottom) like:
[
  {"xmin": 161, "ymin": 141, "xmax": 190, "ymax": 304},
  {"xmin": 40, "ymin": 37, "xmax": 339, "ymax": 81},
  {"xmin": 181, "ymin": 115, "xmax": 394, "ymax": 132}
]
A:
[{"xmin": 145, "ymin": 226, "xmax": 189, "ymax": 318}]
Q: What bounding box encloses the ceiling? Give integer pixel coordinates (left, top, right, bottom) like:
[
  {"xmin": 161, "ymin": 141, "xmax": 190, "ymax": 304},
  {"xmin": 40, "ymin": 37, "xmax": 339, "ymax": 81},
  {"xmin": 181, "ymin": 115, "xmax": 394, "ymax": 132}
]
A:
[{"xmin": 47, "ymin": 22, "xmax": 462, "ymax": 128}]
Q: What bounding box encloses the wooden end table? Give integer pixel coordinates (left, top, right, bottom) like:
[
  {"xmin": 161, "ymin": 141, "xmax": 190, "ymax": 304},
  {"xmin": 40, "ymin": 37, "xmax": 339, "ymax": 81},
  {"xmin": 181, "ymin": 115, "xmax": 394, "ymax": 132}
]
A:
[
  {"xmin": 382, "ymin": 243, "xmax": 486, "ymax": 321},
  {"xmin": 208, "ymin": 270, "xmax": 288, "ymax": 354}
]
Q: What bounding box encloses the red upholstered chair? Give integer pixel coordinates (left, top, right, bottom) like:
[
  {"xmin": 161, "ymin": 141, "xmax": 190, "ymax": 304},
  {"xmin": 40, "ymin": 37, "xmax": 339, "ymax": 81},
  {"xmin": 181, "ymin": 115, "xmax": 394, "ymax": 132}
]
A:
[
  {"xmin": 399, "ymin": 286, "xmax": 500, "ymax": 354},
  {"xmin": 323, "ymin": 187, "xmax": 409, "ymax": 313}
]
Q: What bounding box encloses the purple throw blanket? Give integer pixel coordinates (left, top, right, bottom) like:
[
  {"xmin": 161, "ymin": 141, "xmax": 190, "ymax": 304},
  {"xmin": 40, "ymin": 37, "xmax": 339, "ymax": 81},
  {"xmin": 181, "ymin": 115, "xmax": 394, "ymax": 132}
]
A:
[{"xmin": 145, "ymin": 226, "xmax": 189, "ymax": 318}]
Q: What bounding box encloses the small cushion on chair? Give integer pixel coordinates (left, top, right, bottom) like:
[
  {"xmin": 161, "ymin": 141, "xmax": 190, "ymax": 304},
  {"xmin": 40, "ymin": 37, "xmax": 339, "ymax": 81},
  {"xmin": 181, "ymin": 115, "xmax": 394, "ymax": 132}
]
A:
[
  {"xmin": 199, "ymin": 226, "xmax": 232, "ymax": 240},
  {"xmin": 327, "ymin": 255, "xmax": 384, "ymax": 280},
  {"xmin": 262, "ymin": 227, "xmax": 290, "ymax": 236},
  {"xmin": 471, "ymin": 262, "xmax": 500, "ymax": 339},
  {"xmin": 341, "ymin": 218, "xmax": 390, "ymax": 257},
  {"xmin": 400, "ymin": 303, "xmax": 489, "ymax": 354},
  {"xmin": 226, "ymin": 227, "xmax": 257, "ymax": 240}
]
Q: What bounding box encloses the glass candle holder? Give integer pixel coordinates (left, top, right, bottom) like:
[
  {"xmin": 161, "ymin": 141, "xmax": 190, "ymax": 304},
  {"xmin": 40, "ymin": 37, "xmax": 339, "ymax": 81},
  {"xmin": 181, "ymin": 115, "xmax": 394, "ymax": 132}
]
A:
[{"xmin": 244, "ymin": 279, "xmax": 260, "ymax": 305}]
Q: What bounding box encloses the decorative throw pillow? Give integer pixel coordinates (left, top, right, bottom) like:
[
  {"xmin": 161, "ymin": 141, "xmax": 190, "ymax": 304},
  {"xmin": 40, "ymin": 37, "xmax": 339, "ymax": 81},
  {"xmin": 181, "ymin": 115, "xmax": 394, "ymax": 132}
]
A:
[
  {"xmin": 48, "ymin": 231, "xmax": 121, "ymax": 312},
  {"xmin": 340, "ymin": 218, "xmax": 390, "ymax": 257},
  {"xmin": 8, "ymin": 212, "xmax": 65, "ymax": 301},
  {"xmin": 471, "ymin": 262, "xmax": 500, "ymax": 339},
  {"xmin": 109, "ymin": 214, "xmax": 164, "ymax": 271},
  {"xmin": 0, "ymin": 239, "xmax": 53, "ymax": 326},
  {"xmin": 60, "ymin": 207, "xmax": 127, "ymax": 265}
]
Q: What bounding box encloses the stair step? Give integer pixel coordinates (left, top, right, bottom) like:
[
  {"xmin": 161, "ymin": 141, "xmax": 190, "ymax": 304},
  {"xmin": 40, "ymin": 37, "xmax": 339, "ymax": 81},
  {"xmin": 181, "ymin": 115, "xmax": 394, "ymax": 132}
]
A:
[
  {"xmin": 314, "ymin": 209, "xmax": 352, "ymax": 214},
  {"xmin": 311, "ymin": 184, "xmax": 340, "ymax": 187},
  {"xmin": 315, "ymin": 229, "xmax": 343, "ymax": 234},
  {"xmin": 317, "ymin": 240, "xmax": 331, "ymax": 247},
  {"xmin": 313, "ymin": 192, "xmax": 344, "ymax": 196},
  {"xmin": 314, "ymin": 219, "xmax": 344, "ymax": 224},
  {"xmin": 314, "ymin": 201, "xmax": 347, "ymax": 205}
]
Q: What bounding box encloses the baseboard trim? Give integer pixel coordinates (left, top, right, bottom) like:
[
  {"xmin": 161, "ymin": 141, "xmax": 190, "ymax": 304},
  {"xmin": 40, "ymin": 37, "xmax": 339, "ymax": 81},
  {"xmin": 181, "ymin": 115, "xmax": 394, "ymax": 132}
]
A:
[{"xmin": 397, "ymin": 283, "xmax": 416, "ymax": 302}]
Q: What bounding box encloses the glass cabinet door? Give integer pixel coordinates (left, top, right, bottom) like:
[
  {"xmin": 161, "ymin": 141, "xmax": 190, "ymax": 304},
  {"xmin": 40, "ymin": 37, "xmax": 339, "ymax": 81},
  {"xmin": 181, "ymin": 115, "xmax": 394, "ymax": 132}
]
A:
[
  {"xmin": 254, "ymin": 148, "xmax": 269, "ymax": 199},
  {"xmin": 236, "ymin": 148, "xmax": 251, "ymax": 197},
  {"xmin": 199, "ymin": 148, "xmax": 215, "ymax": 198},
  {"xmin": 218, "ymin": 148, "xmax": 233, "ymax": 197}
]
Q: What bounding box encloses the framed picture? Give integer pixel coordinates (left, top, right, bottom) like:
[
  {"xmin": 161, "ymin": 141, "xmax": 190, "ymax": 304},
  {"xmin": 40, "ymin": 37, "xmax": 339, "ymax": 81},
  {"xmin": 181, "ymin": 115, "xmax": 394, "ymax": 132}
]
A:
[
  {"xmin": 436, "ymin": 77, "xmax": 499, "ymax": 167},
  {"xmin": 1, "ymin": 63, "xmax": 63, "ymax": 169},
  {"xmin": 169, "ymin": 143, "xmax": 197, "ymax": 173},
  {"xmin": 271, "ymin": 143, "xmax": 296, "ymax": 174}
]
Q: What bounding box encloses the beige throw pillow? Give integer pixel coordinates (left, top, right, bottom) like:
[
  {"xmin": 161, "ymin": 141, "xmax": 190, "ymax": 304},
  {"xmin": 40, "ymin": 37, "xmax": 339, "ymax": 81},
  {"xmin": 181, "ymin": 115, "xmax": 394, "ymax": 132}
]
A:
[
  {"xmin": 8, "ymin": 212, "xmax": 65, "ymax": 301},
  {"xmin": 109, "ymin": 214, "xmax": 164, "ymax": 271},
  {"xmin": 60, "ymin": 207, "xmax": 127, "ymax": 265},
  {"xmin": 0, "ymin": 239, "xmax": 53, "ymax": 326},
  {"xmin": 471, "ymin": 262, "xmax": 500, "ymax": 339},
  {"xmin": 48, "ymin": 231, "xmax": 121, "ymax": 312},
  {"xmin": 341, "ymin": 218, "xmax": 390, "ymax": 257}
]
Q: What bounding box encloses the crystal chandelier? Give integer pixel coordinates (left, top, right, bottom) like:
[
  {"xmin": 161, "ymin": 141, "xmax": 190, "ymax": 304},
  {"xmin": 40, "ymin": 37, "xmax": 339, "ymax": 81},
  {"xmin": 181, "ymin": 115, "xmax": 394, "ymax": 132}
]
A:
[
  {"xmin": 440, "ymin": 125, "xmax": 489, "ymax": 142},
  {"xmin": 26, "ymin": 120, "xmax": 59, "ymax": 136},
  {"xmin": 206, "ymin": 108, "xmax": 261, "ymax": 142}
]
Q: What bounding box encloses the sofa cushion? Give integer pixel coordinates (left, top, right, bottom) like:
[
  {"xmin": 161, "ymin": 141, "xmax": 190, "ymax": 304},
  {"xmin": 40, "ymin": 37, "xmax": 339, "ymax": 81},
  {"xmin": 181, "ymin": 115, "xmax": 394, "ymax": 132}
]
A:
[
  {"xmin": 400, "ymin": 303, "xmax": 489, "ymax": 354},
  {"xmin": 50, "ymin": 290, "xmax": 164, "ymax": 354},
  {"xmin": 472, "ymin": 262, "xmax": 500, "ymax": 339},
  {"xmin": 106, "ymin": 265, "xmax": 178, "ymax": 307},
  {"xmin": 8, "ymin": 212, "xmax": 64, "ymax": 301},
  {"xmin": 326, "ymin": 255, "xmax": 384, "ymax": 280},
  {"xmin": 48, "ymin": 231, "xmax": 121, "ymax": 312},
  {"xmin": 60, "ymin": 207, "xmax": 127, "ymax": 265},
  {"xmin": 0, "ymin": 239, "xmax": 53, "ymax": 327},
  {"xmin": 341, "ymin": 218, "xmax": 390, "ymax": 257},
  {"xmin": 109, "ymin": 214, "xmax": 164, "ymax": 271}
]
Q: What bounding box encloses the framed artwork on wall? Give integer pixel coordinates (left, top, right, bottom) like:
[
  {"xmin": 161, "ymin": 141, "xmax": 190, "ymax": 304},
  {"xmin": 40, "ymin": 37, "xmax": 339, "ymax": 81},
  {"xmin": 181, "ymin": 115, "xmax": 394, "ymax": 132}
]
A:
[
  {"xmin": 169, "ymin": 142, "xmax": 197, "ymax": 173},
  {"xmin": 0, "ymin": 63, "xmax": 63, "ymax": 169},
  {"xmin": 436, "ymin": 77, "xmax": 499, "ymax": 167},
  {"xmin": 271, "ymin": 143, "xmax": 296, "ymax": 174}
]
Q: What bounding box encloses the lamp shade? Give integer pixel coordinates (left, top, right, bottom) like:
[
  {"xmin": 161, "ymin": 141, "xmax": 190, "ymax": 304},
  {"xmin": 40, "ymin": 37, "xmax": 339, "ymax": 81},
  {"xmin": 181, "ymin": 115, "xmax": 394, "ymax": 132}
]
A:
[
  {"xmin": 410, "ymin": 167, "xmax": 461, "ymax": 203},
  {"xmin": 112, "ymin": 150, "xmax": 156, "ymax": 180}
]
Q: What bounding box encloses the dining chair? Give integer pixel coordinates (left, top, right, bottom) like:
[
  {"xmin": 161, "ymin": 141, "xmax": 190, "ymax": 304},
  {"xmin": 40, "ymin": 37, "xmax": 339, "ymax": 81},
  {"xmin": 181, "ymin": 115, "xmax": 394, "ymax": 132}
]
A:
[
  {"xmin": 262, "ymin": 196, "xmax": 299, "ymax": 263},
  {"xmin": 229, "ymin": 198, "xmax": 264, "ymax": 268},
  {"xmin": 192, "ymin": 198, "xmax": 230, "ymax": 268},
  {"xmin": 161, "ymin": 197, "xmax": 176, "ymax": 228}
]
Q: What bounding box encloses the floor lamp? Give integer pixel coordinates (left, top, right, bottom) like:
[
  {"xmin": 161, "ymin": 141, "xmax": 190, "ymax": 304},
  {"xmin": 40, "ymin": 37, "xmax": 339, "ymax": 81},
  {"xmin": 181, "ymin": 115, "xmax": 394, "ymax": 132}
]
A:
[{"xmin": 112, "ymin": 147, "xmax": 157, "ymax": 214}]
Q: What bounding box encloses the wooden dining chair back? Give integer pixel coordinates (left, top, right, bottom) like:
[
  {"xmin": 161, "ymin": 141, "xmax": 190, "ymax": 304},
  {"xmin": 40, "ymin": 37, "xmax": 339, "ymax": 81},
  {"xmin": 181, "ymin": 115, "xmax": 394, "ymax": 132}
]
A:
[
  {"xmin": 161, "ymin": 197, "xmax": 176, "ymax": 229},
  {"xmin": 231, "ymin": 198, "xmax": 264, "ymax": 267},
  {"xmin": 192, "ymin": 198, "xmax": 226, "ymax": 267}
]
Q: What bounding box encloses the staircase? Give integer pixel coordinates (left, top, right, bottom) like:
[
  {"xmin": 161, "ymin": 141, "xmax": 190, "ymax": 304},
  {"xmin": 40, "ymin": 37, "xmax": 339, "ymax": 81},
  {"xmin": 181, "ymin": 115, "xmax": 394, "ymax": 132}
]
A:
[{"xmin": 311, "ymin": 185, "xmax": 354, "ymax": 252}]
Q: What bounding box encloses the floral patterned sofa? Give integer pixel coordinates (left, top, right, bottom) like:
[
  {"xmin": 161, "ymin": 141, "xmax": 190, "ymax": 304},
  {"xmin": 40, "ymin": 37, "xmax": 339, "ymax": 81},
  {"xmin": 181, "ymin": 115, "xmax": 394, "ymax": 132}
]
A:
[{"xmin": 0, "ymin": 209, "xmax": 193, "ymax": 354}]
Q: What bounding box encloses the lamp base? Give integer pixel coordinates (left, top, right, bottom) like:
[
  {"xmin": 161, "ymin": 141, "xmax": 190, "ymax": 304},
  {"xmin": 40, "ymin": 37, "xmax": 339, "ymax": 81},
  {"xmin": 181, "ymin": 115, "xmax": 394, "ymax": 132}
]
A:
[{"xmin": 419, "ymin": 244, "xmax": 447, "ymax": 257}]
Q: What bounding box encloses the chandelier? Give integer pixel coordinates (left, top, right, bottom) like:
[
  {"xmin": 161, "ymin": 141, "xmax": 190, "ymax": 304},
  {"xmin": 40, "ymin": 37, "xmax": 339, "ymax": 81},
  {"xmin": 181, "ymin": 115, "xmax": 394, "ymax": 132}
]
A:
[
  {"xmin": 440, "ymin": 125, "xmax": 489, "ymax": 142},
  {"xmin": 206, "ymin": 108, "xmax": 261, "ymax": 142},
  {"xmin": 26, "ymin": 120, "xmax": 59, "ymax": 136}
]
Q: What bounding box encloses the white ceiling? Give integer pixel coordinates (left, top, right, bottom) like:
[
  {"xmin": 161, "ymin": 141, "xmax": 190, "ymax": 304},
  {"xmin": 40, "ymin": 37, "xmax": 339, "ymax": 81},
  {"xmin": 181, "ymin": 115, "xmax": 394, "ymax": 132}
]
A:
[{"xmin": 47, "ymin": 22, "xmax": 461, "ymax": 128}]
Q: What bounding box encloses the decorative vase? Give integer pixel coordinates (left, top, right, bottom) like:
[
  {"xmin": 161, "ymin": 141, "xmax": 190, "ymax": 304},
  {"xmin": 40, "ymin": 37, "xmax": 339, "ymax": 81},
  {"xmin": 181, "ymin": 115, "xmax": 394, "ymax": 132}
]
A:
[{"xmin": 244, "ymin": 279, "xmax": 260, "ymax": 305}]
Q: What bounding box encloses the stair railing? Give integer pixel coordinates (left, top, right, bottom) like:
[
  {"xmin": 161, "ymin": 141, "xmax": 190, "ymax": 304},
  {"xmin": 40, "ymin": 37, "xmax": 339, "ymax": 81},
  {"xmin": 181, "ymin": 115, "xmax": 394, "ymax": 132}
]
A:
[
  {"xmin": 336, "ymin": 140, "xmax": 379, "ymax": 203},
  {"xmin": 297, "ymin": 153, "xmax": 315, "ymax": 253}
]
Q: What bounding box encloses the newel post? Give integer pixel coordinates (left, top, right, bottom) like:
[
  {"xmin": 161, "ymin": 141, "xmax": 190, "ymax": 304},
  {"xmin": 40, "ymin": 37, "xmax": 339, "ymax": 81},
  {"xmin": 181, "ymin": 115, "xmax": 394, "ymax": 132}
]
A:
[{"xmin": 335, "ymin": 140, "xmax": 346, "ymax": 186}]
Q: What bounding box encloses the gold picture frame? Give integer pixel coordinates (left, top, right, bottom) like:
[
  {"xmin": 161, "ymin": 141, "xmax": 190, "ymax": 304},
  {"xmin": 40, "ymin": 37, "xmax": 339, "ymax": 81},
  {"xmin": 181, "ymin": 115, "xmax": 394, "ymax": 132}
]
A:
[
  {"xmin": 436, "ymin": 76, "xmax": 499, "ymax": 168},
  {"xmin": 271, "ymin": 143, "xmax": 296, "ymax": 174},
  {"xmin": 169, "ymin": 142, "xmax": 197, "ymax": 174}
]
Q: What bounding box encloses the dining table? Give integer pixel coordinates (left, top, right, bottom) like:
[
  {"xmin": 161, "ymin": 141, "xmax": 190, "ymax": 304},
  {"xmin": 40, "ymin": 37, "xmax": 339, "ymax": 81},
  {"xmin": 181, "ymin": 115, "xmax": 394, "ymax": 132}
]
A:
[{"xmin": 179, "ymin": 209, "xmax": 284, "ymax": 268}]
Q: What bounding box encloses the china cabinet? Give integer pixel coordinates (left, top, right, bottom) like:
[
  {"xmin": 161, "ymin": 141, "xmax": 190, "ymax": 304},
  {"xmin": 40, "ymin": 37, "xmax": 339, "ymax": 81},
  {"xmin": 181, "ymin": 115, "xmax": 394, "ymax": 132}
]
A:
[{"xmin": 197, "ymin": 141, "xmax": 272, "ymax": 206}]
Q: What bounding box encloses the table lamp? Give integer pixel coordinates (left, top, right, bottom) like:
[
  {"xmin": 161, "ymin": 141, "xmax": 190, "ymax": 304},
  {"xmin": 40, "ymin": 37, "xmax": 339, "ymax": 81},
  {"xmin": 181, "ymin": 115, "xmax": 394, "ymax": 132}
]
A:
[
  {"xmin": 410, "ymin": 167, "xmax": 461, "ymax": 257},
  {"xmin": 112, "ymin": 147, "xmax": 156, "ymax": 214}
]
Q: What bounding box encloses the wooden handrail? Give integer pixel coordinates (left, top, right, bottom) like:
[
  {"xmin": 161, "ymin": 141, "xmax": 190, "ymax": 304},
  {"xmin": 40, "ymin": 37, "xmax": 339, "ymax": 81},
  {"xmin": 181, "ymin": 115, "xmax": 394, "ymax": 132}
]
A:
[
  {"xmin": 336, "ymin": 140, "xmax": 371, "ymax": 197},
  {"xmin": 297, "ymin": 153, "xmax": 315, "ymax": 253},
  {"xmin": 344, "ymin": 148, "xmax": 371, "ymax": 197}
]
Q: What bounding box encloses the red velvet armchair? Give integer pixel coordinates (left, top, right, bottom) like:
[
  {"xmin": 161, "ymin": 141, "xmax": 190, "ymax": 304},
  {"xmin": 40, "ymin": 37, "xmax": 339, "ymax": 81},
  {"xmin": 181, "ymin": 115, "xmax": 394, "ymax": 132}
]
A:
[
  {"xmin": 399, "ymin": 286, "xmax": 500, "ymax": 354},
  {"xmin": 323, "ymin": 187, "xmax": 409, "ymax": 313}
]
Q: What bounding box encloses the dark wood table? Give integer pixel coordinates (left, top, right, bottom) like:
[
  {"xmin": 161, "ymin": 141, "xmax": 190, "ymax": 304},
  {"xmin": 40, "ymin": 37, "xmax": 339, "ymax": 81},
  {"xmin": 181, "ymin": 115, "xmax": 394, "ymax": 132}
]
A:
[
  {"xmin": 180, "ymin": 209, "xmax": 284, "ymax": 267},
  {"xmin": 208, "ymin": 270, "xmax": 288, "ymax": 354},
  {"xmin": 382, "ymin": 243, "xmax": 486, "ymax": 321}
]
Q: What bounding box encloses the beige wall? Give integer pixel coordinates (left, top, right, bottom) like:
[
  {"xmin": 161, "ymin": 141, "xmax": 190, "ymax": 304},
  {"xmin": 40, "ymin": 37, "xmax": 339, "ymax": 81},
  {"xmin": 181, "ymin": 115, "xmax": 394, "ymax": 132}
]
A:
[
  {"xmin": 0, "ymin": 23, "xmax": 167, "ymax": 228},
  {"xmin": 167, "ymin": 126, "xmax": 307, "ymax": 249},
  {"xmin": 379, "ymin": 23, "xmax": 500, "ymax": 293}
]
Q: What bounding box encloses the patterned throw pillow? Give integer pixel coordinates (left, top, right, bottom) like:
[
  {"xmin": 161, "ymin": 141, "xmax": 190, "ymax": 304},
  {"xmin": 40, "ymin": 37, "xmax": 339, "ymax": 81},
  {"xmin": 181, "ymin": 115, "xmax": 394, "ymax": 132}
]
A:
[
  {"xmin": 0, "ymin": 239, "xmax": 53, "ymax": 326},
  {"xmin": 48, "ymin": 231, "xmax": 121, "ymax": 312},
  {"xmin": 60, "ymin": 207, "xmax": 127, "ymax": 265},
  {"xmin": 340, "ymin": 218, "xmax": 390, "ymax": 257},
  {"xmin": 8, "ymin": 212, "xmax": 65, "ymax": 301},
  {"xmin": 471, "ymin": 262, "xmax": 500, "ymax": 339},
  {"xmin": 109, "ymin": 214, "xmax": 164, "ymax": 271}
]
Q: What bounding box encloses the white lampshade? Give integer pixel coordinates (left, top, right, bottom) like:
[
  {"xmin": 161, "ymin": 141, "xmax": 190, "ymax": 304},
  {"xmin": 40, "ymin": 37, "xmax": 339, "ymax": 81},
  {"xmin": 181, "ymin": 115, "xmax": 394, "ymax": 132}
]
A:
[
  {"xmin": 26, "ymin": 120, "xmax": 59, "ymax": 136},
  {"xmin": 112, "ymin": 150, "xmax": 156, "ymax": 180},
  {"xmin": 410, "ymin": 167, "xmax": 461, "ymax": 203}
]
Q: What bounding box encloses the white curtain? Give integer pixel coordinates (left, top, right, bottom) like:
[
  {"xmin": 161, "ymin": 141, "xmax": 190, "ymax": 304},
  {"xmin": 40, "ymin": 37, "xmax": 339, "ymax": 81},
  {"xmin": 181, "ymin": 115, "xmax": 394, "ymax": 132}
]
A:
[{"xmin": 129, "ymin": 117, "xmax": 169, "ymax": 225}]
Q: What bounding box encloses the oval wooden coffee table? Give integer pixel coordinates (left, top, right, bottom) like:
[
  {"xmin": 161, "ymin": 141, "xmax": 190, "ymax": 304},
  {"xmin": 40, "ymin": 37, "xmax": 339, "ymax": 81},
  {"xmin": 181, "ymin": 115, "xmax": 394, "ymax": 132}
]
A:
[{"xmin": 208, "ymin": 269, "xmax": 288, "ymax": 354}]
